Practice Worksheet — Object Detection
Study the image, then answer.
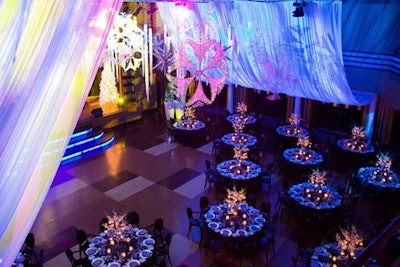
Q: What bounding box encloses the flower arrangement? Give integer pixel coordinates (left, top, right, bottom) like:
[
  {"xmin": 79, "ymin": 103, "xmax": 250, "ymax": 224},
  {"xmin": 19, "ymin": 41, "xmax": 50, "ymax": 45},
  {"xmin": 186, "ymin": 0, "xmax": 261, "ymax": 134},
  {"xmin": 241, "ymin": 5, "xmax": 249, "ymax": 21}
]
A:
[
  {"xmin": 165, "ymin": 82, "xmax": 179, "ymax": 102},
  {"xmin": 336, "ymin": 225, "xmax": 364, "ymax": 260},
  {"xmin": 288, "ymin": 113, "xmax": 301, "ymax": 126},
  {"xmin": 225, "ymin": 186, "xmax": 247, "ymax": 207},
  {"xmin": 103, "ymin": 211, "xmax": 127, "ymax": 230},
  {"xmin": 234, "ymin": 146, "xmax": 249, "ymax": 162},
  {"xmin": 309, "ymin": 168, "xmax": 327, "ymax": 186},
  {"xmin": 183, "ymin": 106, "xmax": 196, "ymax": 121},
  {"xmin": 376, "ymin": 152, "xmax": 392, "ymax": 170},
  {"xmin": 351, "ymin": 126, "xmax": 365, "ymax": 140},
  {"xmin": 297, "ymin": 135, "xmax": 312, "ymax": 149},
  {"xmin": 236, "ymin": 102, "xmax": 247, "ymax": 114}
]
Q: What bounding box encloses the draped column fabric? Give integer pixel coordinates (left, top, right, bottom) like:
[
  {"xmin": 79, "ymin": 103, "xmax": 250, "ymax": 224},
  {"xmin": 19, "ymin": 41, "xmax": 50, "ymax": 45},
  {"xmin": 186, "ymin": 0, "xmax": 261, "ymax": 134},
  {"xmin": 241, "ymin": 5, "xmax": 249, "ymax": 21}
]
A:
[
  {"xmin": 158, "ymin": 1, "xmax": 375, "ymax": 106},
  {"xmin": 0, "ymin": 0, "xmax": 122, "ymax": 265}
]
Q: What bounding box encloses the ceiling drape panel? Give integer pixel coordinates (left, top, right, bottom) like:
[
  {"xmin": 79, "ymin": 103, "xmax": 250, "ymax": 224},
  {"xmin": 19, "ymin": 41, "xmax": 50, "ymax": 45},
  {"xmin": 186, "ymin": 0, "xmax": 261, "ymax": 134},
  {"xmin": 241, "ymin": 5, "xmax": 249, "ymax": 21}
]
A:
[
  {"xmin": 0, "ymin": 0, "xmax": 122, "ymax": 265},
  {"xmin": 158, "ymin": 1, "xmax": 374, "ymax": 105}
]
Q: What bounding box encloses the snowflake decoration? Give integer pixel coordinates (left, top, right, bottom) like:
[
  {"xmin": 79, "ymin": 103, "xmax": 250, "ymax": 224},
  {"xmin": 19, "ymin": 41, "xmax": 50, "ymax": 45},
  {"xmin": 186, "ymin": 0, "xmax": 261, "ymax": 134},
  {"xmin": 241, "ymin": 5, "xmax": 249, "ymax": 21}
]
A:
[
  {"xmin": 336, "ymin": 225, "xmax": 364, "ymax": 259},
  {"xmin": 234, "ymin": 146, "xmax": 249, "ymax": 161},
  {"xmin": 309, "ymin": 169, "xmax": 327, "ymax": 186},
  {"xmin": 225, "ymin": 186, "xmax": 247, "ymax": 207},
  {"xmin": 236, "ymin": 102, "xmax": 247, "ymax": 114},
  {"xmin": 351, "ymin": 126, "xmax": 365, "ymax": 140},
  {"xmin": 289, "ymin": 113, "xmax": 301, "ymax": 126},
  {"xmin": 297, "ymin": 135, "xmax": 311, "ymax": 149},
  {"xmin": 177, "ymin": 37, "xmax": 229, "ymax": 107},
  {"xmin": 232, "ymin": 122, "xmax": 245, "ymax": 134},
  {"xmin": 152, "ymin": 36, "xmax": 175, "ymax": 74},
  {"xmin": 266, "ymin": 92, "xmax": 281, "ymax": 101},
  {"xmin": 104, "ymin": 211, "xmax": 127, "ymax": 230},
  {"xmin": 183, "ymin": 106, "xmax": 196, "ymax": 120},
  {"xmin": 376, "ymin": 152, "xmax": 392, "ymax": 170},
  {"xmin": 105, "ymin": 13, "xmax": 144, "ymax": 71}
]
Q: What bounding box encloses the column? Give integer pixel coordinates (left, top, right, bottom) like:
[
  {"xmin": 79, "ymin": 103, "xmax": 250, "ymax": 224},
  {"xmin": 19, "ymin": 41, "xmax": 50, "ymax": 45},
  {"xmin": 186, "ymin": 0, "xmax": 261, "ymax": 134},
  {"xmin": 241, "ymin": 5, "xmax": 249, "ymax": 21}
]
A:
[
  {"xmin": 227, "ymin": 84, "xmax": 234, "ymax": 114},
  {"xmin": 365, "ymin": 95, "xmax": 377, "ymax": 145}
]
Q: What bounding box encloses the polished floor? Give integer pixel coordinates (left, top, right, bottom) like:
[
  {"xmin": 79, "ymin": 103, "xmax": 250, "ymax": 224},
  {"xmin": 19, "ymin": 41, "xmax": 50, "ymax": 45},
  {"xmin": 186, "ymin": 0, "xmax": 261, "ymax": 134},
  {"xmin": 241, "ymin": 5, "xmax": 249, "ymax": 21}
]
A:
[{"xmin": 29, "ymin": 107, "xmax": 400, "ymax": 267}]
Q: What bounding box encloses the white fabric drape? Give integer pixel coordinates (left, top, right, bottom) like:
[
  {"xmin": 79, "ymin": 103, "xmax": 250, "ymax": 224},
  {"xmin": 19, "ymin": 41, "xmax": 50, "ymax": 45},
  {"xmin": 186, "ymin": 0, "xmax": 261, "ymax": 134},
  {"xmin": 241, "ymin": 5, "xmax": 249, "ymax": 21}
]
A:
[
  {"xmin": 0, "ymin": 0, "xmax": 122, "ymax": 265},
  {"xmin": 158, "ymin": 1, "xmax": 374, "ymax": 106}
]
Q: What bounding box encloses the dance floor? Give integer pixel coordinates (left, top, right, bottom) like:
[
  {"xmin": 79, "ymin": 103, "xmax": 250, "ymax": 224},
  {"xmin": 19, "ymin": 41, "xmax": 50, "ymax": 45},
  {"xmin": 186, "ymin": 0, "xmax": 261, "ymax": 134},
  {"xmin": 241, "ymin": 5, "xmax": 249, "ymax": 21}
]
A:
[{"xmin": 29, "ymin": 108, "xmax": 399, "ymax": 267}]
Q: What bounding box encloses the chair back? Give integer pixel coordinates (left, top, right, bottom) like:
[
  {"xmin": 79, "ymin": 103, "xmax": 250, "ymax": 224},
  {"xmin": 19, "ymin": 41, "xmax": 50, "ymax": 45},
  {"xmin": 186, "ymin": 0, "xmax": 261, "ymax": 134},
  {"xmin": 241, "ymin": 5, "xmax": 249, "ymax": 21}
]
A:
[{"xmin": 186, "ymin": 207, "xmax": 194, "ymax": 220}]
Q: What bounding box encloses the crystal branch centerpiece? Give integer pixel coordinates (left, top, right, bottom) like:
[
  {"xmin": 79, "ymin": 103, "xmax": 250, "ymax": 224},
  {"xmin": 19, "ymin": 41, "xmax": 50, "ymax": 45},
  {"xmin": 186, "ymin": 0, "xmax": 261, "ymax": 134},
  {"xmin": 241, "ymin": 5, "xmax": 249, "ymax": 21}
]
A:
[{"xmin": 372, "ymin": 152, "xmax": 395, "ymax": 184}]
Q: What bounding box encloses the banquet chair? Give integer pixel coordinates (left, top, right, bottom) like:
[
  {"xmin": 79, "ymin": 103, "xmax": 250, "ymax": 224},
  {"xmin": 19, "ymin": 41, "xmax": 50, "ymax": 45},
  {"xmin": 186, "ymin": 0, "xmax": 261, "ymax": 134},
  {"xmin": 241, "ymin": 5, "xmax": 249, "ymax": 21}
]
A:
[
  {"xmin": 126, "ymin": 210, "xmax": 140, "ymax": 227},
  {"xmin": 186, "ymin": 207, "xmax": 204, "ymax": 245},
  {"xmin": 65, "ymin": 229, "xmax": 91, "ymax": 267},
  {"xmin": 261, "ymin": 163, "xmax": 273, "ymax": 191},
  {"xmin": 204, "ymin": 160, "xmax": 218, "ymax": 192}
]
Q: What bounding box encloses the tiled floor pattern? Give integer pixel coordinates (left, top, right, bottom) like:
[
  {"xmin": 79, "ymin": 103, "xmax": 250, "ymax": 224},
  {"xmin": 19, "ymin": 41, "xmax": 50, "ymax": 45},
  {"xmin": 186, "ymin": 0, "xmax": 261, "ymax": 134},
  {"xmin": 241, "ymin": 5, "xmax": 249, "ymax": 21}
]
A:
[{"xmin": 27, "ymin": 109, "xmax": 399, "ymax": 267}]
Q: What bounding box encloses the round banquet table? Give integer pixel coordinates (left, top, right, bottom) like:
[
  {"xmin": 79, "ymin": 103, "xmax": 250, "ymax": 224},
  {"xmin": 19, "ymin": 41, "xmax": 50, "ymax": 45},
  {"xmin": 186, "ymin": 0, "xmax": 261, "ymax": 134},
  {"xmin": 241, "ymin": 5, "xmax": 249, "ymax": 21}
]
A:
[
  {"xmin": 337, "ymin": 139, "xmax": 374, "ymax": 154},
  {"xmin": 217, "ymin": 160, "xmax": 261, "ymax": 180},
  {"xmin": 87, "ymin": 226, "xmax": 155, "ymax": 267},
  {"xmin": 227, "ymin": 113, "xmax": 257, "ymax": 125},
  {"xmin": 216, "ymin": 159, "xmax": 262, "ymax": 193},
  {"xmin": 221, "ymin": 133, "xmax": 257, "ymax": 147},
  {"xmin": 356, "ymin": 167, "xmax": 400, "ymax": 201},
  {"xmin": 276, "ymin": 125, "xmax": 309, "ymax": 138},
  {"xmin": 310, "ymin": 242, "xmax": 363, "ymax": 267},
  {"xmin": 173, "ymin": 119, "xmax": 206, "ymax": 143},
  {"xmin": 283, "ymin": 148, "xmax": 323, "ymax": 166},
  {"xmin": 205, "ymin": 203, "xmax": 266, "ymax": 240},
  {"xmin": 174, "ymin": 119, "xmax": 205, "ymax": 131},
  {"xmin": 288, "ymin": 182, "xmax": 342, "ymax": 210}
]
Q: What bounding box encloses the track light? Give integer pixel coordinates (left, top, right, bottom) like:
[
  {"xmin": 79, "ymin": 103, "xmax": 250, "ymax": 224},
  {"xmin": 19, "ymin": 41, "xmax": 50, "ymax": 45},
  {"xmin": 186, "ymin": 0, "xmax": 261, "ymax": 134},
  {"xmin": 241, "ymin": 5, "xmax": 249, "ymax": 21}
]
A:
[{"xmin": 293, "ymin": 1, "xmax": 306, "ymax": 17}]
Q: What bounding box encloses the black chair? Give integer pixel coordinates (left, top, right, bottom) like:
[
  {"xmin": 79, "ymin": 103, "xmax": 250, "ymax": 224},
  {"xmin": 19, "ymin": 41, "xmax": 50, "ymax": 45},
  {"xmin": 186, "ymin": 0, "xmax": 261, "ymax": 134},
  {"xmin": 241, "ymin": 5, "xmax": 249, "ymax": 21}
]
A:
[
  {"xmin": 186, "ymin": 207, "xmax": 204, "ymax": 245},
  {"xmin": 261, "ymin": 163, "xmax": 273, "ymax": 191},
  {"xmin": 65, "ymin": 229, "xmax": 91, "ymax": 267},
  {"xmin": 204, "ymin": 160, "xmax": 217, "ymax": 192},
  {"xmin": 126, "ymin": 210, "xmax": 140, "ymax": 227}
]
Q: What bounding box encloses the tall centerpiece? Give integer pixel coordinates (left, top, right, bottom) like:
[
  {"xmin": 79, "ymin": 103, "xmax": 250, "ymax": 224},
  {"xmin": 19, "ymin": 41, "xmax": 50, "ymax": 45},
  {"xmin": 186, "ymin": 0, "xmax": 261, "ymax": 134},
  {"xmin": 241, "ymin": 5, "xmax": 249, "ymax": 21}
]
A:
[
  {"xmin": 347, "ymin": 125, "xmax": 368, "ymax": 152},
  {"xmin": 179, "ymin": 106, "xmax": 199, "ymax": 129},
  {"xmin": 224, "ymin": 187, "xmax": 249, "ymax": 230},
  {"xmin": 305, "ymin": 169, "xmax": 331, "ymax": 204},
  {"xmin": 335, "ymin": 225, "xmax": 364, "ymax": 261},
  {"xmin": 295, "ymin": 135, "xmax": 313, "ymax": 161},
  {"xmin": 228, "ymin": 146, "xmax": 252, "ymax": 176},
  {"xmin": 372, "ymin": 152, "xmax": 395, "ymax": 184},
  {"xmin": 287, "ymin": 113, "xmax": 302, "ymax": 135}
]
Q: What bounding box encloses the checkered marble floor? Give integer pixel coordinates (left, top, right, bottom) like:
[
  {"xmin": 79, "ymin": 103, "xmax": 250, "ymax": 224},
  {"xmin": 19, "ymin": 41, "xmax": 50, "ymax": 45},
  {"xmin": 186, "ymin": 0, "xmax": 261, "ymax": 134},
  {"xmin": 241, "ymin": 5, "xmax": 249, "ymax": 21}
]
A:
[{"xmin": 27, "ymin": 109, "xmax": 396, "ymax": 267}]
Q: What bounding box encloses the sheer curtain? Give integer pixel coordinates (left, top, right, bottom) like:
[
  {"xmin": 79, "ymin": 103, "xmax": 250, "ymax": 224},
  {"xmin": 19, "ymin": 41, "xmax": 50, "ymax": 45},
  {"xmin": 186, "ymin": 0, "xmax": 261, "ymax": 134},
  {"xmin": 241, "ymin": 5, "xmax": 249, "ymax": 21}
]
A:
[
  {"xmin": 0, "ymin": 0, "xmax": 122, "ymax": 265},
  {"xmin": 158, "ymin": 1, "xmax": 374, "ymax": 106}
]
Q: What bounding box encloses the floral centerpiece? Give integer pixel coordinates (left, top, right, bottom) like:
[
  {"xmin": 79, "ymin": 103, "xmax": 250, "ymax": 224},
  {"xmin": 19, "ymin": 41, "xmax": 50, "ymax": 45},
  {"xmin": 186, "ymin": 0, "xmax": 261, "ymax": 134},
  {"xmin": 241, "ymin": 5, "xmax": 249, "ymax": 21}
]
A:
[
  {"xmin": 309, "ymin": 169, "xmax": 327, "ymax": 186},
  {"xmin": 236, "ymin": 102, "xmax": 247, "ymax": 115},
  {"xmin": 304, "ymin": 169, "xmax": 331, "ymax": 204},
  {"xmin": 96, "ymin": 211, "xmax": 152, "ymax": 265},
  {"xmin": 294, "ymin": 135, "xmax": 314, "ymax": 161},
  {"xmin": 335, "ymin": 225, "xmax": 364, "ymax": 261},
  {"xmin": 164, "ymin": 82, "xmax": 184, "ymax": 121},
  {"xmin": 372, "ymin": 152, "xmax": 395, "ymax": 184},
  {"xmin": 228, "ymin": 146, "xmax": 253, "ymax": 176},
  {"xmin": 179, "ymin": 106, "xmax": 200, "ymax": 129},
  {"xmin": 288, "ymin": 113, "xmax": 301, "ymax": 127},
  {"xmin": 346, "ymin": 125, "xmax": 368, "ymax": 152},
  {"xmin": 223, "ymin": 187, "xmax": 249, "ymax": 229}
]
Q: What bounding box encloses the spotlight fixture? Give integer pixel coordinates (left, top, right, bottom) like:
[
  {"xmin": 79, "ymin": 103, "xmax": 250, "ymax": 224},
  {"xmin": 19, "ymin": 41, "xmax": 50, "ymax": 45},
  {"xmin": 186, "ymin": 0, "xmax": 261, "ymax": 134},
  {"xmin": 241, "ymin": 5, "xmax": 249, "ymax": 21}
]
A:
[{"xmin": 292, "ymin": 1, "xmax": 306, "ymax": 18}]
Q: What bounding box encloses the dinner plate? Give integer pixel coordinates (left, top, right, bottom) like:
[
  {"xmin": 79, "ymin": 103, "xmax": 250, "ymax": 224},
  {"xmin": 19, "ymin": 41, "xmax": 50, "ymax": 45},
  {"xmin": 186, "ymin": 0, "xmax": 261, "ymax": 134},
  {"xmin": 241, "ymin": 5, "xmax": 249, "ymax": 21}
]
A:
[
  {"xmin": 85, "ymin": 247, "xmax": 98, "ymax": 256},
  {"xmin": 127, "ymin": 259, "xmax": 141, "ymax": 267},
  {"xmin": 248, "ymin": 208, "xmax": 260, "ymax": 215},
  {"xmin": 220, "ymin": 228, "xmax": 232, "ymax": 237},
  {"xmin": 208, "ymin": 222, "xmax": 219, "ymax": 229},
  {"xmin": 108, "ymin": 262, "xmax": 120, "ymax": 267},
  {"xmin": 136, "ymin": 229, "xmax": 148, "ymax": 237},
  {"xmin": 91, "ymin": 257, "xmax": 104, "ymax": 267},
  {"xmin": 140, "ymin": 249, "xmax": 153, "ymax": 258},
  {"xmin": 205, "ymin": 212, "xmax": 215, "ymax": 220},
  {"xmin": 249, "ymin": 224, "xmax": 261, "ymax": 233},
  {"xmin": 91, "ymin": 236, "xmax": 104, "ymax": 245},
  {"xmin": 235, "ymin": 229, "xmax": 247, "ymax": 236},
  {"xmin": 142, "ymin": 238, "xmax": 155, "ymax": 246},
  {"xmin": 210, "ymin": 206, "xmax": 221, "ymax": 212},
  {"xmin": 254, "ymin": 216, "xmax": 266, "ymax": 225}
]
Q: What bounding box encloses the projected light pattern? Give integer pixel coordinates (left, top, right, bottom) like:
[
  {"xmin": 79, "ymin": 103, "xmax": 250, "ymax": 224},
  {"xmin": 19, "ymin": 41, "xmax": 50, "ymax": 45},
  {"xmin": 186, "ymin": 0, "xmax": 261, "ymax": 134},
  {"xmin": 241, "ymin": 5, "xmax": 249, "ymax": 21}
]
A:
[{"xmin": 0, "ymin": 0, "xmax": 123, "ymax": 265}]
